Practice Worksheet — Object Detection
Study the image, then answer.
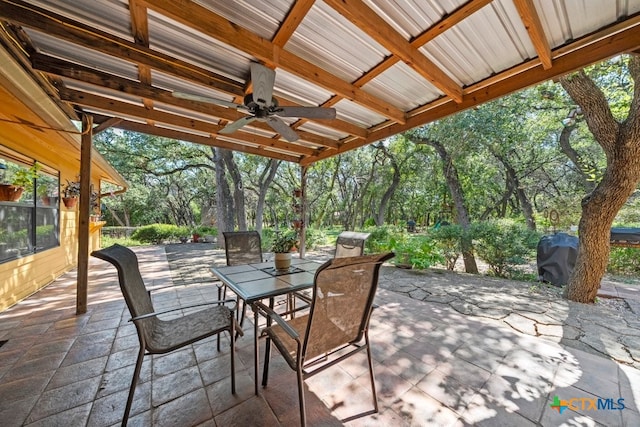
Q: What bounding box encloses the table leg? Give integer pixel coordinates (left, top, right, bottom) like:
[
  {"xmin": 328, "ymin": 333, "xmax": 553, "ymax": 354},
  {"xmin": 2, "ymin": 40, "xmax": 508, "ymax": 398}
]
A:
[
  {"xmin": 261, "ymin": 297, "xmax": 274, "ymax": 387},
  {"xmin": 253, "ymin": 304, "xmax": 259, "ymax": 395}
]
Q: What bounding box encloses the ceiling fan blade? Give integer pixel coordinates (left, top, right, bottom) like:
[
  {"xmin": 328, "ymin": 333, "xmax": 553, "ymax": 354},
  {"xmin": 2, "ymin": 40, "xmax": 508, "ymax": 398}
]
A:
[
  {"xmin": 173, "ymin": 91, "xmax": 242, "ymax": 109},
  {"xmin": 219, "ymin": 116, "xmax": 257, "ymax": 134},
  {"xmin": 250, "ymin": 62, "xmax": 275, "ymax": 107},
  {"xmin": 267, "ymin": 116, "xmax": 299, "ymax": 142},
  {"xmin": 275, "ymin": 106, "xmax": 337, "ymax": 119}
]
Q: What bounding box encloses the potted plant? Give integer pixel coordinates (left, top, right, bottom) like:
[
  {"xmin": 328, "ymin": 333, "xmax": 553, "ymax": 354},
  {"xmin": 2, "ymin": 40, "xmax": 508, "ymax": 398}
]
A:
[
  {"xmin": 271, "ymin": 230, "xmax": 299, "ymax": 271},
  {"xmin": 61, "ymin": 179, "xmax": 81, "ymax": 208},
  {"xmin": 0, "ymin": 163, "xmax": 40, "ymax": 202},
  {"xmin": 37, "ymin": 180, "xmax": 58, "ymax": 206}
]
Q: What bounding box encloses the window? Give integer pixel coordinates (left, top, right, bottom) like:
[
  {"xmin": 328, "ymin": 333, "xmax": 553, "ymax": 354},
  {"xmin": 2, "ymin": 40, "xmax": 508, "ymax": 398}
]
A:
[{"xmin": 0, "ymin": 150, "xmax": 60, "ymax": 263}]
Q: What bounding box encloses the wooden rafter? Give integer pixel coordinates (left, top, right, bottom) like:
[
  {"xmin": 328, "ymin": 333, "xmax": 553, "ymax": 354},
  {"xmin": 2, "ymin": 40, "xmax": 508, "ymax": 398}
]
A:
[
  {"xmin": 30, "ymin": 53, "xmax": 344, "ymax": 149},
  {"xmin": 324, "ymin": 0, "xmax": 463, "ymax": 103},
  {"xmin": 0, "ymin": 0, "xmax": 244, "ymax": 95},
  {"xmin": 271, "ymin": 0, "xmax": 315, "ymax": 47},
  {"xmin": 57, "ymin": 87, "xmax": 322, "ymax": 158},
  {"xmin": 290, "ymin": 0, "xmax": 491, "ymax": 131},
  {"xmin": 141, "ymin": 0, "xmax": 407, "ymax": 124},
  {"xmin": 111, "ymin": 118, "xmax": 302, "ymax": 163},
  {"xmin": 513, "ymin": 0, "xmax": 552, "ymax": 70},
  {"xmin": 128, "ymin": 0, "xmax": 154, "ymax": 113},
  {"xmin": 302, "ymin": 17, "xmax": 640, "ymax": 165}
]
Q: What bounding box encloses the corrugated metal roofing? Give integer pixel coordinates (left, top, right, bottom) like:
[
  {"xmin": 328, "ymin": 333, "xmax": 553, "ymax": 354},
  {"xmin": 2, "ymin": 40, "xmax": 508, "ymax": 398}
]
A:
[{"xmin": 0, "ymin": 0, "xmax": 638, "ymax": 164}]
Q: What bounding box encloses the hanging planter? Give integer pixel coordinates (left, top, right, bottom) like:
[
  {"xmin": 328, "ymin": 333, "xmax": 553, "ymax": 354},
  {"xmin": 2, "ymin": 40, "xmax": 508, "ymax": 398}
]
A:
[
  {"xmin": 0, "ymin": 184, "xmax": 24, "ymax": 201},
  {"xmin": 62, "ymin": 197, "xmax": 78, "ymax": 208}
]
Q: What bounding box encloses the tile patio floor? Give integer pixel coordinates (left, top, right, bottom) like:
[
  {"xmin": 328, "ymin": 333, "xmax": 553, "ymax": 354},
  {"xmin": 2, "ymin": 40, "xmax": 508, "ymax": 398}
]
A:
[{"xmin": 0, "ymin": 245, "xmax": 639, "ymax": 426}]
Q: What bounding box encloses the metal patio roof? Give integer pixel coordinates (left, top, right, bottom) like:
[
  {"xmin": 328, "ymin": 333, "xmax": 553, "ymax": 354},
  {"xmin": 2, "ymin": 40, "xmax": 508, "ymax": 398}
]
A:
[{"xmin": 0, "ymin": 0, "xmax": 639, "ymax": 165}]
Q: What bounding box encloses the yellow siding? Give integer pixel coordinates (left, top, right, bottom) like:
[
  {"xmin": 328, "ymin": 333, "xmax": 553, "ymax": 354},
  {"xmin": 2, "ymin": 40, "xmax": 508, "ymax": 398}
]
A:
[{"xmin": 0, "ymin": 191, "xmax": 104, "ymax": 312}]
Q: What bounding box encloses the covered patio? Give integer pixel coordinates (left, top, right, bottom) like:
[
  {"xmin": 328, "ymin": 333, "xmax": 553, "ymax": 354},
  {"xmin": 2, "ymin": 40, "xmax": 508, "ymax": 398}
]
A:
[
  {"xmin": 0, "ymin": 244, "xmax": 638, "ymax": 426},
  {"xmin": 1, "ymin": 0, "xmax": 640, "ymax": 425}
]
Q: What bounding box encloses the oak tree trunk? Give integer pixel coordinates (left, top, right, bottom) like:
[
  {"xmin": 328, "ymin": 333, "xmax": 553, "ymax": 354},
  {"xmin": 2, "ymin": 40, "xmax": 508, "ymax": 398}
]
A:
[
  {"xmin": 560, "ymin": 56, "xmax": 640, "ymax": 302},
  {"xmin": 411, "ymin": 137, "xmax": 479, "ymax": 274}
]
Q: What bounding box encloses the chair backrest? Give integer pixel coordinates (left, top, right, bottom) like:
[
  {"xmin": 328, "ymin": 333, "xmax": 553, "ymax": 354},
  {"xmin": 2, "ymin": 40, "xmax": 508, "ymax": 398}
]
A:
[
  {"xmin": 223, "ymin": 231, "xmax": 263, "ymax": 266},
  {"xmin": 91, "ymin": 244, "xmax": 156, "ymax": 344},
  {"xmin": 335, "ymin": 231, "xmax": 370, "ymax": 258},
  {"xmin": 302, "ymin": 252, "xmax": 394, "ymax": 361}
]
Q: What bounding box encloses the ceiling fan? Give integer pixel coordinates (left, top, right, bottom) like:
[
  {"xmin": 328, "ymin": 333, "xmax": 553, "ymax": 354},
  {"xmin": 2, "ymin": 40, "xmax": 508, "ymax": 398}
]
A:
[{"xmin": 173, "ymin": 63, "xmax": 336, "ymax": 142}]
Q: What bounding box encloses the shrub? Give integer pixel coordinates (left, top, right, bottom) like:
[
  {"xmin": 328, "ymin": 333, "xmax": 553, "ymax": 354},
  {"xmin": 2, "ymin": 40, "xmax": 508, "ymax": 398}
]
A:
[
  {"xmin": 607, "ymin": 247, "xmax": 640, "ymax": 275},
  {"xmin": 364, "ymin": 225, "xmax": 401, "ymax": 252},
  {"xmin": 427, "ymin": 224, "xmax": 463, "ymax": 270},
  {"xmin": 387, "ymin": 233, "xmax": 444, "ymax": 270},
  {"xmin": 304, "ymin": 227, "xmax": 326, "ymax": 250},
  {"xmin": 131, "ymin": 224, "xmax": 189, "ymax": 244},
  {"xmin": 470, "ymin": 220, "xmax": 540, "ymax": 278},
  {"xmin": 193, "ymin": 225, "xmax": 217, "ymax": 236}
]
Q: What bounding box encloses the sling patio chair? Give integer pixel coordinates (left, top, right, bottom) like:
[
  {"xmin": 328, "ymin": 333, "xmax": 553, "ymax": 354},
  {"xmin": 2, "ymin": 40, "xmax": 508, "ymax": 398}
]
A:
[
  {"xmin": 334, "ymin": 231, "xmax": 370, "ymax": 258},
  {"xmin": 222, "ymin": 231, "xmax": 264, "ymax": 330},
  {"xmin": 91, "ymin": 244, "xmax": 241, "ymax": 427},
  {"xmin": 257, "ymin": 252, "xmax": 395, "ymax": 426}
]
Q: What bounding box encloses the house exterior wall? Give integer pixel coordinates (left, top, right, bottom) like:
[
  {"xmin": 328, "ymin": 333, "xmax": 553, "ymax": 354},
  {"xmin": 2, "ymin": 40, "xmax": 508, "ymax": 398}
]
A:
[
  {"xmin": 0, "ymin": 45, "xmax": 122, "ymax": 312},
  {"xmin": 0, "ymin": 172, "xmax": 105, "ymax": 312}
]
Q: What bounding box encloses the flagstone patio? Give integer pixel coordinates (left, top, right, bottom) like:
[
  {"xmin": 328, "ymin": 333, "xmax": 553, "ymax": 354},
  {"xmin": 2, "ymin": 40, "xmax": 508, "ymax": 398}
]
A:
[{"xmin": 0, "ymin": 243, "xmax": 638, "ymax": 426}]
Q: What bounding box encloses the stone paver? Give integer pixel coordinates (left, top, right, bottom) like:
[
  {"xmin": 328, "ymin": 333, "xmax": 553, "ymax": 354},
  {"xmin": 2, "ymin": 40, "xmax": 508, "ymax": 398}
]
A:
[
  {"xmin": 3, "ymin": 242, "xmax": 637, "ymax": 426},
  {"xmin": 165, "ymin": 243, "xmax": 640, "ymax": 370}
]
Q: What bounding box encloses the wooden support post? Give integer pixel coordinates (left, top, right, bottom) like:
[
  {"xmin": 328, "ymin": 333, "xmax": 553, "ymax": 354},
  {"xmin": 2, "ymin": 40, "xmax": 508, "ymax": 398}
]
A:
[
  {"xmin": 76, "ymin": 114, "xmax": 93, "ymax": 314},
  {"xmin": 299, "ymin": 166, "xmax": 307, "ymax": 259}
]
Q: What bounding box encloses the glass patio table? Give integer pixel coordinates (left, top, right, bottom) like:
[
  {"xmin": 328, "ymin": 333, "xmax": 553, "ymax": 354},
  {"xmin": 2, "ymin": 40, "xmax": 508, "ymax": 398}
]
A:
[{"xmin": 211, "ymin": 257, "xmax": 321, "ymax": 394}]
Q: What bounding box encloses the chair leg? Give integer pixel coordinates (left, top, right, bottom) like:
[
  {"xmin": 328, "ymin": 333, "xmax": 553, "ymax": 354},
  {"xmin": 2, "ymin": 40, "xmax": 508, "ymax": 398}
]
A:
[
  {"xmin": 365, "ymin": 333, "xmax": 379, "ymax": 413},
  {"xmin": 261, "ymin": 334, "xmax": 271, "ymax": 387},
  {"xmin": 122, "ymin": 346, "xmax": 145, "ymax": 427},
  {"xmin": 297, "ymin": 364, "xmax": 307, "ymax": 427}
]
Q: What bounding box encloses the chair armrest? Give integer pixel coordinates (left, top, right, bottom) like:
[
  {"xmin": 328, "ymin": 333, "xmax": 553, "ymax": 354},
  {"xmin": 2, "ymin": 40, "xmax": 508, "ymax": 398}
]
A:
[
  {"xmin": 130, "ymin": 298, "xmax": 237, "ymax": 322},
  {"xmin": 255, "ymin": 302, "xmax": 299, "ymax": 339}
]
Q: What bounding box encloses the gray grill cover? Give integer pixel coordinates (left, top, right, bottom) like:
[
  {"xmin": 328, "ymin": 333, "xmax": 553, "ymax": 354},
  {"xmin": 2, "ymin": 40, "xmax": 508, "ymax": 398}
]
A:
[{"xmin": 537, "ymin": 233, "xmax": 578, "ymax": 286}]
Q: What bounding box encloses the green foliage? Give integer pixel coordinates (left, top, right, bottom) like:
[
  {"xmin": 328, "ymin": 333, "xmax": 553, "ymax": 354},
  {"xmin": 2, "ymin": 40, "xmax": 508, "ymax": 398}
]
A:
[
  {"xmin": 427, "ymin": 224, "xmax": 463, "ymax": 270},
  {"xmin": 607, "ymin": 247, "xmax": 640, "ymax": 275},
  {"xmin": 61, "ymin": 180, "xmax": 81, "ymax": 198},
  {"xmin": 2, "ymin": 163, "xmax": 40, "ymax": 188},
  {"xmin": 101, "ymin": 234, "xmax": 144, "ymax": 248},
  {"xmin": 387, "ymin": 233, "xmax": 444, "ymax": 269},
  {"xmin": 304, "ymin": 228, "xmax": 327, "ymax": 250},
  {"xmin": 364, "ymin": 225, "xmax": 400, "ymax": 252},
  {"xmin": 470, "ymin": 220, "xmax": 541, "ymax": 278},
  {"xmin": 192, "ymin": 225, "xmax": 217, "ymax": 236},
  {"xmin": 270, "ymin": 229, "xmax": 298, "ymax": 253},
  {"xmin": 131, "ymin": 224, "xmax": 190, "ymax": 244}
]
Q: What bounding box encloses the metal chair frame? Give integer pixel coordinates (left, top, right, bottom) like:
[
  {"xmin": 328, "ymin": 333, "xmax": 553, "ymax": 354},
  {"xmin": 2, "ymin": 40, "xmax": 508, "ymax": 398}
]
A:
[
  {"xmin": 92, "ymin": 244, "xmax": 240, "ymax": 426},
  {"xmin": 258, "ymin": 252, "xmax": 394, "ymax": 426}
]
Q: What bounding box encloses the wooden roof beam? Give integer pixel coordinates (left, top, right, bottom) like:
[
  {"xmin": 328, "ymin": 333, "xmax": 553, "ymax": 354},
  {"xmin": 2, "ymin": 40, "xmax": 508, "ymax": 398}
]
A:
[
  {"xmin": 303, "ymin": 17, "xmax": 640, "ymax": 165},
  {"xmin": 513, "ymin": 0, "xmax": 552, "ymax": 70},
  {"xmin": 368, "ymin": 18, "xmax": 640, "ymax": 142},
  {"xmin": 0, "ymin": 0, "xmax": 244, "ymax": 96},
  {"xmin": 127, "ymin": 0, "xmax": 154, "ymax": 116},
  {"xmin": 115, "ymin": 119, "xmax": 303, "ymax": 163},
  {"xmin": 324, "ymin": 0, "xmax": 463, "ymax": 103},
  {"xmin": 57, "ymin": 88, "xmax": 321, "ymax": 157},
  {"xmin": 30, "ymin": 53, "xmax": 344, "ymax": 149},
  {"xmin": 271, "ymin": 0, "xmax": 315, "ymax": 47},
  {"xmin": 141, "ymin": 0, "xmax": 407, "ymax": 124}
]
